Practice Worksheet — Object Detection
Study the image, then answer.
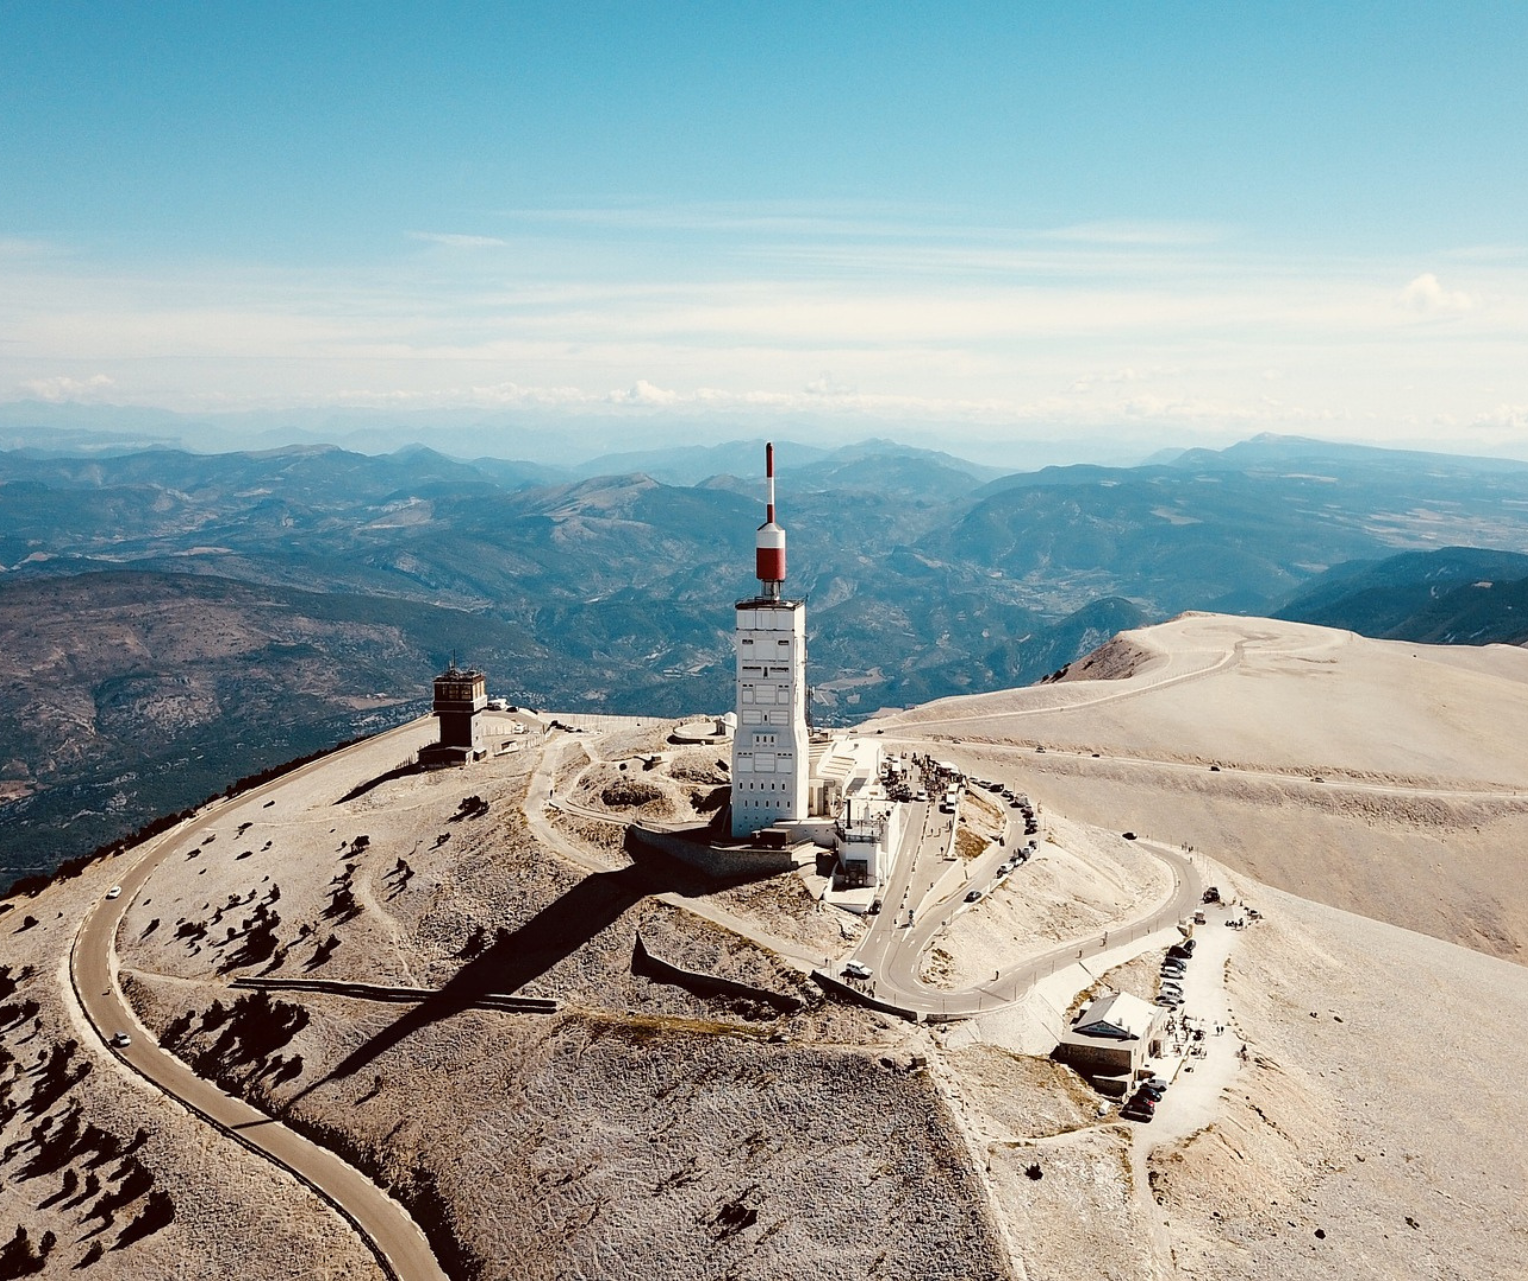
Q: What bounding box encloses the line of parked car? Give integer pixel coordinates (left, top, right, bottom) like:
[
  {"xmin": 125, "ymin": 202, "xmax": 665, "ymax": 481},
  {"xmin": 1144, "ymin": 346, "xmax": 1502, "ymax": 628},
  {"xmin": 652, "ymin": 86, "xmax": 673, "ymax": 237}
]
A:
[
  {"xmin": 972, "ymin": 779, "xmax": 1043, "ymax": 840},
  {"xmin": 1120, "ymin": 938, "xmax": 1200, "ymax": 1123},
  {"xmin": 1121, "ymin": 1074, "xmax": 1169, "ymax": 1122},
  {"xmin": 1154, "ymin": 937, "xmax": 1196, "ymax": 1009}
]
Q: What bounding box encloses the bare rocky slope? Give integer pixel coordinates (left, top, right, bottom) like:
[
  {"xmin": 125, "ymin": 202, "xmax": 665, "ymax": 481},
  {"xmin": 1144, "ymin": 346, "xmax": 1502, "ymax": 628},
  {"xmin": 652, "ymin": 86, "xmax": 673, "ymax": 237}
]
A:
[
  {"xmin": 6, "ymin": 613, "xmax": 1528, "ymax": 1279},
  {"xmin": 0, "ymin": 853, "xmax": 378, "ymax": 1278},
  {"xmin": 876, "ymin": 613, "xmax": 1528, "ymax": 961},
  {"xmin": 106, "ymin": 724, "xmax": 1012, "ymax": 1281}
]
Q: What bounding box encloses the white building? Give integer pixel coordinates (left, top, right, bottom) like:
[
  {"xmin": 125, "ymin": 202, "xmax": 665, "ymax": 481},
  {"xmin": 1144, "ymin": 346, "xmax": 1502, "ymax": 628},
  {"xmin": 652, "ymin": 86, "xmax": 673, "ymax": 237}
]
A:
[{"xmin": 731, "ymin": 444, "xmax": 811, "ymax": 837}]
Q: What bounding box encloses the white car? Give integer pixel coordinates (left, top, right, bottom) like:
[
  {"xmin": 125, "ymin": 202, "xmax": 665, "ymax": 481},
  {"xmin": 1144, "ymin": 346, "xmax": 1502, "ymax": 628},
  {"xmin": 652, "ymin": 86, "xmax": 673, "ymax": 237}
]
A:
[
  {"xmin": 842, "ymin": 961, "xmax": 872, "ymax": 980},
  {"xmin": 105, "ymin": 886, "xmax": 122, "ymax": 900},
  {"xmin": 111, "ymin": 1031, "xmax": 131, "ymax": 1048}
]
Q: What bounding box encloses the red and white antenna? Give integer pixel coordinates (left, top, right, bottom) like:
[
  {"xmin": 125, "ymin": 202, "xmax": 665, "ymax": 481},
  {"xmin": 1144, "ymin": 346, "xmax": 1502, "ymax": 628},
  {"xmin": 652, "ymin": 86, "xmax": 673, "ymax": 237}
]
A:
[{"xmin": 755, "ymin": 441, "xmax": 786, "ymax": 595}]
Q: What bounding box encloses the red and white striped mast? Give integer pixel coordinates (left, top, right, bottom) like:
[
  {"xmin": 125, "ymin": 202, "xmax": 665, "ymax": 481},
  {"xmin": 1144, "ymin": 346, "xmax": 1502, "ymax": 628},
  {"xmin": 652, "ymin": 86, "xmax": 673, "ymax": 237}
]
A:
[{"xmin": 755, "ymin": 441, "xmax": 787, "ymax": 599}]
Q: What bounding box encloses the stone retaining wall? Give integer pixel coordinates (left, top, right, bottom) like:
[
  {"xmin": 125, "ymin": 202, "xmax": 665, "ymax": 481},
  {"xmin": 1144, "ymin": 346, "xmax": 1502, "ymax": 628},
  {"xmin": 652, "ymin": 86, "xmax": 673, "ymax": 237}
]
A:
[
  {"xmin": 627, "ymin": 823, "xmax": 808, "ymax": 877},
  {"xmin": 632, "ymin": 933, "xmax": 804, "ymax": 1013}
]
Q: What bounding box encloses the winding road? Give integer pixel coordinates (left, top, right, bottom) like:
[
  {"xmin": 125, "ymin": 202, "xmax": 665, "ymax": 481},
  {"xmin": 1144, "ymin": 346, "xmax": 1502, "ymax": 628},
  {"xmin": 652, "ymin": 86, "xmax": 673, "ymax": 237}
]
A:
[
  {"xmin": 844, "ymin": 778, "xmax": 1200, "ymax": 1017},
  {"xmin": 70, "ymin": 720, "xmax": 448, "ymax": 1281}
]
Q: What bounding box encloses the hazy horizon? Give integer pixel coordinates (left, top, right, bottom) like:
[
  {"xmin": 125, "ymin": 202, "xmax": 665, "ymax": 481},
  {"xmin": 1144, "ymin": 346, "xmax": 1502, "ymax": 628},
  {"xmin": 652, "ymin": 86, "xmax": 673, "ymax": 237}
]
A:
[{"xmin": 10, "ymin": 405, "xmax": 1528, "ymax": 477}]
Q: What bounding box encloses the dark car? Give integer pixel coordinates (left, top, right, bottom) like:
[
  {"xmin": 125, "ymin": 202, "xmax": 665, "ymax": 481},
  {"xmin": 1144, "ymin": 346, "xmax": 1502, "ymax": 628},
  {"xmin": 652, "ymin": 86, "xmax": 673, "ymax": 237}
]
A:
[
  {"xmin": 1122, "ymin": 831, "xmax": 1137, "ymax": 840},
  {"xmin": 1140, "ymin": 1081, "xmax": 1168, "ymax": 1101},
  {"xmin": 1121, "ymin": 1101, "xmax": 1154, "ymax": 1123},
  {"xmin": 965, "ymin": 889, "xmax": 982, "ymax": 903}
]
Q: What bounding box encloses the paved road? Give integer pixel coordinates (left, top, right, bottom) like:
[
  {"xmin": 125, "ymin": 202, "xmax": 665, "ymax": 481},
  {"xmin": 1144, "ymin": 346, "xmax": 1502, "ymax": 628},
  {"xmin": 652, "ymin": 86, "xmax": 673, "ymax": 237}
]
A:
[
  {"xmin": 71, "ymin": 720, "xmax": 448, "ymax": 1281},
  {"xmin": 892, "ymin": 735, "xmax": 1528, "ymax": 803},
  {"xmin": 852, "ymin": 798, "xmax": 946, "ymax": 974},
  {"xmin": 873, "ymin": 837, "xmax": 1200, "ymax": 1017},
  {"xmin": 882, "ymin": 637, "xmax": 1244, "ymax": 730},
  {"xmin": 842, "ymin": 762, "xmax": 1200, "ymax": 1017}
]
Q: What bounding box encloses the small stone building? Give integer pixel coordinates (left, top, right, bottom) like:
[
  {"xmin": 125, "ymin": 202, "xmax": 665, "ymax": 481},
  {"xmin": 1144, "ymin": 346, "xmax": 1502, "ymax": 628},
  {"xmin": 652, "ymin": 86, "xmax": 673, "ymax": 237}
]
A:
[
  {"xmin": 418, "ymin": 662, "xmax": 487, "ymax": 768},
  {"xmin": 1055, "ymin": 991, "xmax": 1164, "ymax": 1094}
]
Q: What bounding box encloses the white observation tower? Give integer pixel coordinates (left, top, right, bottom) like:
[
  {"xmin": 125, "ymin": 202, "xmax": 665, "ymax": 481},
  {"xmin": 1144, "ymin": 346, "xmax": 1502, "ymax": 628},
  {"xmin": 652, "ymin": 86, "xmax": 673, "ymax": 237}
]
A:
[{"xmin": 730, "ymin": 442, "xmax": 809, "ymax": 837}]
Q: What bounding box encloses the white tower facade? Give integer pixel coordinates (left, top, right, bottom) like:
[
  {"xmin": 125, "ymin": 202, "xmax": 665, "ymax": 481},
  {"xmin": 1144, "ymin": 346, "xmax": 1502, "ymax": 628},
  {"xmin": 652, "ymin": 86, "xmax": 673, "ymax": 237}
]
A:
[{"xmin": 731, "ymin": 444, "xmax": 810, "ymax": 837}]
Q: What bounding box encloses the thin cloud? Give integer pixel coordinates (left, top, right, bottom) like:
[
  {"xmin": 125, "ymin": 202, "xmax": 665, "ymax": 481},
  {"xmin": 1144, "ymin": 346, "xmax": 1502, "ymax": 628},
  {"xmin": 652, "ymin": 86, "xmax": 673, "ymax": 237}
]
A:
[
  {"xmin": 609, "ymin": 379, "xmax": 679, "ymax": 406},
  {"xmin": 19, "ymin": 373, "xmax": 115, "ymax": 402},
  {"xmin": 1042, "ymin": 220, "xmax": 1229, "ymax": 247},
  {"xmin": 409, "ymin": 231, "xmax": 509, "ymax": 249}
]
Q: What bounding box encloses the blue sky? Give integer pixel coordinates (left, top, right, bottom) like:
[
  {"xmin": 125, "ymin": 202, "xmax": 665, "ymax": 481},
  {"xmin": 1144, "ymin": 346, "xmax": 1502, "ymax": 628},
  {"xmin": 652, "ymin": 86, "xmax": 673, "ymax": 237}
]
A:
[{"xmin": 2, "ymin": 2, "xmax": 1525, "ymax": 461}]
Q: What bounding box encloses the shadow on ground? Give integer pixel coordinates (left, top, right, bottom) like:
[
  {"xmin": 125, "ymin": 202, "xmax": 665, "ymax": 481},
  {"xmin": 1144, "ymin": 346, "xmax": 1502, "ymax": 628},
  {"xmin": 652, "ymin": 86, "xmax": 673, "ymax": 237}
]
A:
[{"xmin": 294, "ymin": 839, "xmax": 776, "ymax": 1097}]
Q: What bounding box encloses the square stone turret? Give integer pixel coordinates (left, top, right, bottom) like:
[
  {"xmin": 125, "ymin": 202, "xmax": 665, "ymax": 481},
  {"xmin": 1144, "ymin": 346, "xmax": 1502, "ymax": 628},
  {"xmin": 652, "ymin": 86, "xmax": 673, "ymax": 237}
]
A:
[{"xmin": 419, "ymin": 662, "xmax": 488, "ymax": 768}]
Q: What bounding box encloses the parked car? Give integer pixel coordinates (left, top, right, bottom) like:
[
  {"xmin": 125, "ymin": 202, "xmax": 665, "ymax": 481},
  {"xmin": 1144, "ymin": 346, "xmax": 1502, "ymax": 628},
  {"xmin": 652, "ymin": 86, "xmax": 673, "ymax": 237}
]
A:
[
  {"xmin": 1122, "ymin": 831, "xmax": 1137, "ymax": 840},
  {"xmin": 1140, "ymin": 1081, "xmax": 1168, "ymax": 1101},
  {"xmin": 868, "ymin": 899, "xmax": 882, "ymax": 916},
  {"xmin": 1155, "ymin": 994, "xmax": 1183, "ymax": 1008},
  {"xmin": 965, "ymin": 889, "xmax": 983, "ymax": 903},
  {"xmin": 1121, "ymin": 1101, "xmax": 1154, "ymax": 1122},
  {"xmin": 842, "ymin": 961, "xmax": 872, "ymax": 980}
]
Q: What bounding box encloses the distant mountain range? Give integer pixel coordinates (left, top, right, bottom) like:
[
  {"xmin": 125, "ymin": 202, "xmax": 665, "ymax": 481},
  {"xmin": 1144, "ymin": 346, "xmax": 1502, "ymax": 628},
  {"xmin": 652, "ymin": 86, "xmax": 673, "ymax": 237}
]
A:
[
  {"xmin": 1278, "ymin": 546, "xmax": 1528, "ymax": 645},
  {"xmin": 6, "ymin": 430, "xmax": 1528, "ymax": 884}
]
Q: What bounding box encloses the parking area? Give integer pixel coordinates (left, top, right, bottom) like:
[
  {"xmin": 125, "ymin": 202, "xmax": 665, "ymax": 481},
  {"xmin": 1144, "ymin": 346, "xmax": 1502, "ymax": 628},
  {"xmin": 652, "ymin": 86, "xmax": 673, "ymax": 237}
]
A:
[{"xmin": 1121, "ymin": 894, "xmax": 1254, "ymax": 1136}]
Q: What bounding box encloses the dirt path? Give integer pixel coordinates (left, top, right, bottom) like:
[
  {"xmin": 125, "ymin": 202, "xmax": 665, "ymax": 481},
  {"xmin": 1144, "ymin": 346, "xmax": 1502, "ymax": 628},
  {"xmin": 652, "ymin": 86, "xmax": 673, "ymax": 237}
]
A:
[{"xmin": 525, "ymin": 734, "xmax": 827, "ymax": 971}]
